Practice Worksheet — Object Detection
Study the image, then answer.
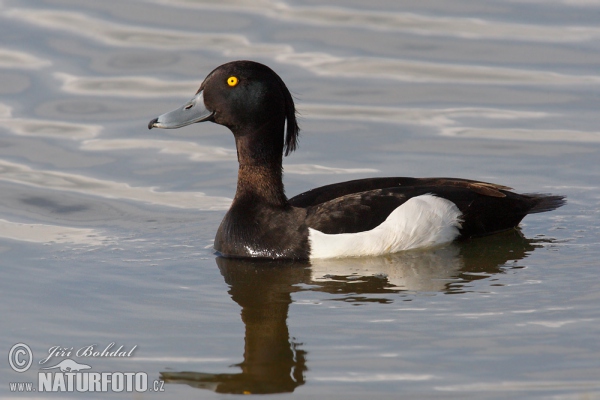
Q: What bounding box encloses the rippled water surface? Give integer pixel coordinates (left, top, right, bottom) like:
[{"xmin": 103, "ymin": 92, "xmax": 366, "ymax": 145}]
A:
[{"xmin": 2, "ymin": 0, "xmax": 600, "ymax": 398}]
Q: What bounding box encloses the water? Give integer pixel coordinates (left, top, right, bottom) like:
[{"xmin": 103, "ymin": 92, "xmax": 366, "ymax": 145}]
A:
[{"xmin": 1, "ymin": 0, "xmax": 599, "ymax": 398}]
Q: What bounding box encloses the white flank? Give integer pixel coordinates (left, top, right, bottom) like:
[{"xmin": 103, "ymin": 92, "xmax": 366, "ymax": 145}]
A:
[{"xmin": 308, "ymin": 195, "xmax": 462, "ymax": 259}]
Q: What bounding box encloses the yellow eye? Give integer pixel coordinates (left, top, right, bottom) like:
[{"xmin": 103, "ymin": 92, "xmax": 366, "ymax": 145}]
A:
[{"xmin": 227, "ymin": 76, "xmax": 238, "ymax": 87}]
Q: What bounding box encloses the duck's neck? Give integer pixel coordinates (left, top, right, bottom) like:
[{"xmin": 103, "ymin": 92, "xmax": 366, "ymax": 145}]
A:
[
  {"xmin": 232, "ymin": 122, "xmax": 288, "ymax": 208},
  {"xmin": 234, "ymin": 163, "xmax": 287, "ymax": 207}
]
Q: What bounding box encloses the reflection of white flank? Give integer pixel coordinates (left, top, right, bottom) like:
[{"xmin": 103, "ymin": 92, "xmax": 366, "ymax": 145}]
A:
[
  {"xmin": 311, "ymin": 245, "xmax": 463, "ymax": 292},
  {"xmin": 7, "ymin": 9, "xmax": 600, "ymax": 85},
  {"xmin": 0, "ymin": 104, "xmax": 102, "ymax": 140},
  {"xmin": 0, "ymin": 160, "xmax": 231, "ymax": 210},
  {"xmin": 0, "ymin": 219, "xmax": 109, "ymax": 245},
  {"xmin": 0, "ymin": 48, "xmax": 51, "ymax": 69},
  {"xmin": 148, "ymin": 0, "xmax": 600, "ymax": 43}
]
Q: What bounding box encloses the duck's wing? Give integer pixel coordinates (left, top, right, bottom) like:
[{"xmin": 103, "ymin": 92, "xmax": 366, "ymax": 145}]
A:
[
  {"xmin": 289, "ymin": 177, "xmax": 512, "ymax": 208},
  {"xmin": 303, "ymin": 188, "xmax": 410, "ymax": 235},
  {"xmin": 301, "ymin": 184, "xmax": 564, "ymax": 237}
]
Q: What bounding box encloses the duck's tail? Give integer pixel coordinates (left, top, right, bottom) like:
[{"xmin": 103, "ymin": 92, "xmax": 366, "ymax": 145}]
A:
[{"xmin": 525, "ymin": 194, "xmax": 567, "ymax": 214}]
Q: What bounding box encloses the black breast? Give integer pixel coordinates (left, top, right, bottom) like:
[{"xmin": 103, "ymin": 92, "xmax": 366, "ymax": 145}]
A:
[{"xmin": 214, "ymin": 198, "xmax": 310, "ymax": 259}]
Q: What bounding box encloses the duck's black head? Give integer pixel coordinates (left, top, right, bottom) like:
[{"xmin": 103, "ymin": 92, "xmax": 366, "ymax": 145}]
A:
[{"xmin": 149, "ymin": 60, "xmax": 299, "ymax": 158}]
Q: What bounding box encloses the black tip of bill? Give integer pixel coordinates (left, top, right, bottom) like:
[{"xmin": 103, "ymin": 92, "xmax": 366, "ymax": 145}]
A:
[{"xmin": 148, "ymin": 118, "xmax": 159, "ymax": 130}]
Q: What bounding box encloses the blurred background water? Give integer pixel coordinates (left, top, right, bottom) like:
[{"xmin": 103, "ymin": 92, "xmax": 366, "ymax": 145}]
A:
[{"xmin": 1, "ymin": 0, "xmax": 599, "ymax": 398}]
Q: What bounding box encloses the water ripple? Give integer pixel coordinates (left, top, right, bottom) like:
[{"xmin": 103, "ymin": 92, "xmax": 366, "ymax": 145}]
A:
[
  {"xmin": 279, "ymin": 53, "xmax": 600, "ymax": 84},
  {"xmin": 5, "ymin": 8, "xmax": 290, "ymax": 53},
  {"xmin": 314, "ymin": 373, "xmax": 435, "ymax": 382},
  {"xmin": 302, "ymin": 104, "xmax": 599, "ymax": 143},
  {"xmin": 55, "ymin": 73, "xmax": 193, "ymax": 98},
  {"xmin": 146, "ymin": 0, "xmax": 600, "ymax": 43},
  {"xmin": 299, "ymin": 104, "xmax": 548, "ymax": 126},
  {"xmin": 0, "ymin": 159, "xmax": 231, "ymax": 210},
  {"xmin": 436, "ymin": 380, "xmax": 600, "ymax": 392},
  {"xmin": 81, "ymin": 139, "xmax": 236, "ymax": 162},
  {"xmin": 0, "ymin": 48, "xmax": 51, "ymax": 69},
  {"xmin": 284, "ymin": 164, "xmax": 378, "ymax": 175},
  {"xmin": 1, "ymin": 104, "xmax": 102, "ymax": 140},
  {"xmin": 442, "ymin": 127, "xmax": 600, "ymax": 142},
  {"xmin": 0, "ymin": 218, "xmax": 110, "ymax": 245},
  {"xmin": 8, "ymin": 8, "xmax": 599, "ymax": 85},
  {"xmin": 81, "ymin": 139, "xmax": 375, "ymax": 174}
]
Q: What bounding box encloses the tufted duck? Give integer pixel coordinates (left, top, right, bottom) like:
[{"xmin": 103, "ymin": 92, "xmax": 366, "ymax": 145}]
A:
[{"xmin": 149, "ymin": 60, "xmax": 565, "ymax": 260}]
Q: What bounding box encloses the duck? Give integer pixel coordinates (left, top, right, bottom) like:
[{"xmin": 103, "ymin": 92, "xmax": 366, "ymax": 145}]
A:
[{"xmin": 148, "ymin": 60, "xmax": 565, "ymax": 260}]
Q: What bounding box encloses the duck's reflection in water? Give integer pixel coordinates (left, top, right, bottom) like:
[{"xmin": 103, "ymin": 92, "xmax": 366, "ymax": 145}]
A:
[{"xmin": 161, "ymin": 230, "xmax": 536, "ymax": 394}]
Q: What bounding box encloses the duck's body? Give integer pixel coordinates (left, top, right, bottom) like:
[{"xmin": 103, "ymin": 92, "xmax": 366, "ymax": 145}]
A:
[{"xmin": 149, "ymin": 60, "xmax": 565, "ymax": 260}]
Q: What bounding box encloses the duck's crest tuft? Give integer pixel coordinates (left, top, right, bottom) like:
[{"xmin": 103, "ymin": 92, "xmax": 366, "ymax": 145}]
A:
[{"xmin": 276, "ymin": 72, "xmax": 300, "ymax": 156}]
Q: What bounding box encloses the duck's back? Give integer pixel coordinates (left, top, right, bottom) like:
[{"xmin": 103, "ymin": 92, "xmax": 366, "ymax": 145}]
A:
[{"xmin": 291, "ymin": 177, "xmax": 565, "ymax": 238}]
